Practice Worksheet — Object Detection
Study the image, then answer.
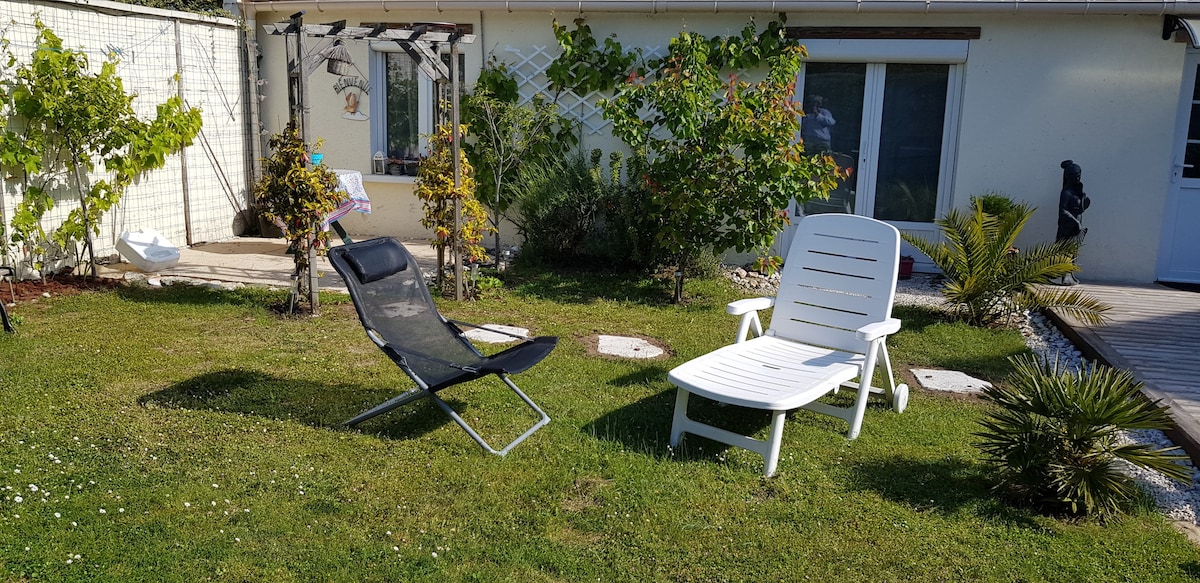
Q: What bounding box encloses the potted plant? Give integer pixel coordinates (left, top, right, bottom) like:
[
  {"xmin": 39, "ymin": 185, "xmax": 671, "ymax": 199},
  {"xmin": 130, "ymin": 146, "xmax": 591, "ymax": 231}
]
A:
[
  {"xmin": 404, "ymin": 157, "xmax": 420, "ymax": 176},
  {"xmin": 899, "ymin": 255, "xmax": 915, "ymax": 279},
  {"xmin": 253, "ymin": 122, "xmax": 345, "ymax": 313}
]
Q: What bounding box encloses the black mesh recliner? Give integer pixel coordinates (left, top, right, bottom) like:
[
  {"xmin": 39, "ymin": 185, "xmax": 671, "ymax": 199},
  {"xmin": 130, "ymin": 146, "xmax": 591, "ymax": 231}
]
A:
[{"xmin": 327, "ymin": 237, "xmax": 554, "ymax": 455}]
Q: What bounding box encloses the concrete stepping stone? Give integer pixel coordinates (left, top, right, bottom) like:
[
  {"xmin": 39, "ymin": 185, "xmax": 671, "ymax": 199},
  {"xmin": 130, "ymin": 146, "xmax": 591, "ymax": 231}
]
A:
[
  {"xmin": 463, "ymin": 324, "xmax": 529, "ymax": 344},
  {"xmin": 596, "ymin": 335, "xmax": 665, "ymax": 359},
  {"xmin": 911, "ymin": 368, "xmax": 991, "ymax": 394}
]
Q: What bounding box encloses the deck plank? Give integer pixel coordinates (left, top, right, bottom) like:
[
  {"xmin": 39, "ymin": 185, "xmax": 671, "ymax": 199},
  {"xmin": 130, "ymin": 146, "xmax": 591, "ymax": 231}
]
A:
[{"xmin": 1045, "ymin": 282, "xmax": 1200, "ymax": 463}]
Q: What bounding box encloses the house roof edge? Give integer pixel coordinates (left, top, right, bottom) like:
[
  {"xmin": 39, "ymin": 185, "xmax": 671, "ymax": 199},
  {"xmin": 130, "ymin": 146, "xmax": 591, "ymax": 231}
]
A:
[{"xmin": 239, "ymin": 0, "xmax": 1200, "ymax": 17}]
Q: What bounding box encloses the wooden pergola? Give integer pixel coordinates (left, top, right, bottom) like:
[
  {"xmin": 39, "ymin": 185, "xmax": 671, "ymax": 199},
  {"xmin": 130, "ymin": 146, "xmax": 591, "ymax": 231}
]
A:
[{"xmin": 264, "ymin": 12, "xmax": 477, "ymax": 307}]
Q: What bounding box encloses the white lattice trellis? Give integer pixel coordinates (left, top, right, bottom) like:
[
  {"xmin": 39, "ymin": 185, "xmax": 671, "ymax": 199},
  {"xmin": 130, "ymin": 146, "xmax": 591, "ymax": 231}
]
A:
[{"xmin": 502, "ymin": 44, "xmax": 663, "ymax": 135}]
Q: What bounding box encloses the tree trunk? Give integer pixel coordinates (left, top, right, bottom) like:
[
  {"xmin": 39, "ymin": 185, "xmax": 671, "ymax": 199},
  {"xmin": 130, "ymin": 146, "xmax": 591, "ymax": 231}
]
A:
[
  {"xmin": 673, "ymin": 250, "xmax": 688, "ymax": 304},
  {"xmin": 66, "ymin": 139, "xmax": 97, "ymax": 278}
]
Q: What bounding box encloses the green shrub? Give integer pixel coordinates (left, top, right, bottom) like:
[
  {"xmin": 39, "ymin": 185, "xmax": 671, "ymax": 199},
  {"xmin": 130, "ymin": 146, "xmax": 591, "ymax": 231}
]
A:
[
  {"xmin": 976, "ymin": 355, "xmax": 1190, "ymax": 518},
  {"xmin": 902, "ymin": 198, "xmax": 1109, "ymax": 327},
  {"xmin": 973, "ymin": 192, "xmax": 1023, "ymax": 221},
  {"xmin": 514, "ymin": 149, "xmax": 658, "ymax": 270}
]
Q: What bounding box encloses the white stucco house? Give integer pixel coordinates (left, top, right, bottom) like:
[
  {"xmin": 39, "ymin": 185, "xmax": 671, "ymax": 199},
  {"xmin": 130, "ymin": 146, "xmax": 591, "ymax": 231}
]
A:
[{"xmin": 240, "ymin": 0, "xmax": 1200, "ymax": 285}]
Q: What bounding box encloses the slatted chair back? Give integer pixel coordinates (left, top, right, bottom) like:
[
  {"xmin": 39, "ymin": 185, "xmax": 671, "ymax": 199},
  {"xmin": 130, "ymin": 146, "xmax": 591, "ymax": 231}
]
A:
[{"xmin": 768, "ymin": 214, "xmax": 901, "ymax": 355}]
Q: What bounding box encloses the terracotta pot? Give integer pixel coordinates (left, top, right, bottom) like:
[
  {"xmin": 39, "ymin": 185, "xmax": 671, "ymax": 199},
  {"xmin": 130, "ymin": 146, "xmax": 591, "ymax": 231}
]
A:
[{"xmin": 898, "ymin": 256, "xmax": 915, "ymax": 280}]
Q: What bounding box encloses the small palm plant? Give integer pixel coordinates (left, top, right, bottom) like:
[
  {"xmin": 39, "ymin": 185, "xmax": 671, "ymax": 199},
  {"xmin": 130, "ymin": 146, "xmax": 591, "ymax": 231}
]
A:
[
  {"xmin": 902, "ymin": 196, "xmax": 1109, "ymax": 327},
  {"xmin": 976, "ymin": 355, "xmax": 1191, "ymax": 518}
]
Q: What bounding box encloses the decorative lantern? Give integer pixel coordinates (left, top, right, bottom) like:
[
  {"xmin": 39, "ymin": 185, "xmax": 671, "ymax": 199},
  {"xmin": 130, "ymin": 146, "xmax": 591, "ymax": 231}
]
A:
[
  {"xmin": 326, "ymin": 41, "xmax": 354, "ymax": 76},
  {"xmin": 372, "ymin": 151, "xmax": 385, "ymax": 175}
]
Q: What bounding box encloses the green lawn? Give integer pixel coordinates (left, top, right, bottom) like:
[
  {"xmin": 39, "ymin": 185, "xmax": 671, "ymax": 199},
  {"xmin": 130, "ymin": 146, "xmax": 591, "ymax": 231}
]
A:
[{"xmin": 0, "ymin": 271, "xmax": 1196, "ymax": 582}]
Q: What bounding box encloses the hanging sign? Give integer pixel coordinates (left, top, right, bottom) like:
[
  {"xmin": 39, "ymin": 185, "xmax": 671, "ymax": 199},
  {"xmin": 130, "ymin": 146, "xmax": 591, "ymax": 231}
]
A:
[{"xmin": 334, "ymin": 76, "xmax": 370, "ymax": 121}]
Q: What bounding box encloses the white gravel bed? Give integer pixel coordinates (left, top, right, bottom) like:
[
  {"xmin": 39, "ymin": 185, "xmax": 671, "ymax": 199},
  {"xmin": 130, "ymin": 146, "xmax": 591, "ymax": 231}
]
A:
[{"xmin": 726, "ymin": 266, "xmax": 1200, "ymax": 525}]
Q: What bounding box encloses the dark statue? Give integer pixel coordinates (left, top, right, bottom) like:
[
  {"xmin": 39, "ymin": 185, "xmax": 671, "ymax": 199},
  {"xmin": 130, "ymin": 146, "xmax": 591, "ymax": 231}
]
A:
[
  {"xmin": 1055, "ymin": 159, "xmax": 1090, "ymax": 286},
  {"xmin": 1056, "ymin": 159, "xmax": 1090, "ymax": 242}
]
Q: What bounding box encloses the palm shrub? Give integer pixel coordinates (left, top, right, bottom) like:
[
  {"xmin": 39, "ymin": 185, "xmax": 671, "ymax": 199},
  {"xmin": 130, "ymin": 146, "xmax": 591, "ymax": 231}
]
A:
[
  {"xmin": 902, "ymin": 197, "xmax": 1109, "ymax": 327},
  {"xmin": 976, "ymin": 355, "xmax": 1190, "ymax": 518},
  {"xmin": 514, "ymin": 149, "xmax": 658, "ymax": 270}
]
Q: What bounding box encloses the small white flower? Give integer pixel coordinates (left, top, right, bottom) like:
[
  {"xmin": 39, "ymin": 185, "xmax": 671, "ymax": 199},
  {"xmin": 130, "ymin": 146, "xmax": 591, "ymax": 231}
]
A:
[
  {"xmin": 71, "ymin": 521, "xmax": 77, "ymax": 526},
  {"xmin": 54, "ymin": 512, "xmax": 60, "ymax": 518},
  {"xmin": 184, "ymin": 502, "xmax": 191, "ymax": 508},
  {"xmin": 118, "ymin": 508, "xmax": 124, "ymax": 513},
  {"xmin": 28, "ymin": 485, "xmax": 37, "ymax": 492},
  {"xmin": 393, "ymin": 546, "xmax": 399, "ymax": 551},
  {"xmin": 431, "ymin": 552, "xmax": 438, "ymax": 558},
  {"xmin": 13, "ymin": 496, "xmax": 22, "ymax": 503},
  {"xmin": 98, "ymin": 508, "xmax": 106, "ymax": 514}
]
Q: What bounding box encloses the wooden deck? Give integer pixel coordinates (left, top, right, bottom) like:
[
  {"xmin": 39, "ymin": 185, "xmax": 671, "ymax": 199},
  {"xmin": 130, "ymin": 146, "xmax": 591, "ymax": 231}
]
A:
[{"xmin": 1045, "ymin": 282, "xmax": 1200, "ymax": 461}]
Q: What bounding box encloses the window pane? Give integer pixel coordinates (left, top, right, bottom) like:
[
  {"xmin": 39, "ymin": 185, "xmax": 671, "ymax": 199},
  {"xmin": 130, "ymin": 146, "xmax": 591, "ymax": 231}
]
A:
[
  {"xmin": 801, "ymin": 63, "xmax": 866, "ymax": 215},
  {"xmin": 873, "ymin": 64, "xmax": 948, "ymax": 223},
  {"xmin": 1184, "ymin": 142, "xmax": 1200, "ymax": 179},
  {"xmin": 385, "ymin": 53, "xmax": 419, "ymax": 159}
]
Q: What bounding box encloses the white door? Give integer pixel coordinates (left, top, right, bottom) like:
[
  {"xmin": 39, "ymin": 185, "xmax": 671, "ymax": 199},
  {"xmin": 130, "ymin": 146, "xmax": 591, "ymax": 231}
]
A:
[{"xmin": 1160, "ymin": 50, "xmax": 1200, "ymax": 284}]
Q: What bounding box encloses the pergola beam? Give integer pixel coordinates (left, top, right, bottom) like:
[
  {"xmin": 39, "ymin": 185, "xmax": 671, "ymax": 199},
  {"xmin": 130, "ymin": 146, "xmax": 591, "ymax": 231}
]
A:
[{"xmin": 262, "ymin": 22, "xmax": 476, "ymax": 45}]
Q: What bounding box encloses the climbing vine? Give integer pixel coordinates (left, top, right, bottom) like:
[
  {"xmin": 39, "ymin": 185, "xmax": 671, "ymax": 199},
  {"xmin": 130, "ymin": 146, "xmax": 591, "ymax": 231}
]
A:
[
  {"xmin": 548, "ymin": 17, "xmax": 843, "ymax": 302},
  {"xmin": 547, "ymin": 16, "xmax": 796, "ymax": 96},
  {"xmin": 0, "ymin": 19, "xmax": 201, "ymax": 279}
]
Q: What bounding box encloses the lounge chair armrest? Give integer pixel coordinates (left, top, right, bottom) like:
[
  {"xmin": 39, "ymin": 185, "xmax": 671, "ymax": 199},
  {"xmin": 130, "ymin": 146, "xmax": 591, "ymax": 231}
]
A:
[
  {"xmin": 727, "ymin": 297, "xmax": 774, "ymax": 316},
  {"xmin": 856, "ymin": 318, "xmax": 901, "ymax": 342},
  {"xmin": 727, "ymin": 298, "xmax": 774, "ymax": 343}
]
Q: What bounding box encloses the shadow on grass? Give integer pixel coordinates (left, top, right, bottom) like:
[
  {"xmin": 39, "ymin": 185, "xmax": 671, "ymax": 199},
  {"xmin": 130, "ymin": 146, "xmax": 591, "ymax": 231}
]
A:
[
  {"xmin": 581, "ymin": 385, "xmax": 855, "ymax": 466},
  {"xmin": 113, "ymin": 282, "xmax": 350, "ymax": 310},
  {"xmin": 845, "ymin": 455, "xmax": 1043, "ymax": 527},
  {"xmin": 503, "ymin": 267, "xmax": 675, "ymax": 306},
  {"xmin": 139, "ymin": 368, "xmax": 454, "ymax": 441}
]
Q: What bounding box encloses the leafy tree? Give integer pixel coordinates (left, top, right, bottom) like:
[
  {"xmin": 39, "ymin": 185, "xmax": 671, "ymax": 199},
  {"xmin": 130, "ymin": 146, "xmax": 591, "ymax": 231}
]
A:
[
  {"xmin": 253, "ymin": 123, "xmax": 344, "ymax": 313},
  {"xmin": 463, "ymin": 70, "xmax": 573, "ymax": 254},
  {"xmin": 902, "ymin": 197, "xmax": 1109, "ymax": 327},
  {"xmin": 976, "ymin": 354, "xmax": 1189, "ymax": 518},
  {"xmin": 597, "ymin": 26, "xmax": 843, "ymax": 302},
  {"xmin": 0, "ymin": 19, "xmax": 201, "ymax": 279}
]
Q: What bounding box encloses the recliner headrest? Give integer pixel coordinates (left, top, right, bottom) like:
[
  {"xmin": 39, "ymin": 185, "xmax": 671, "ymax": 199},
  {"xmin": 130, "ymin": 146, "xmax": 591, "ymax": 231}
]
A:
[{"xmin": 341, "ymin": 238, "xmax": 409, "ymax": 284}]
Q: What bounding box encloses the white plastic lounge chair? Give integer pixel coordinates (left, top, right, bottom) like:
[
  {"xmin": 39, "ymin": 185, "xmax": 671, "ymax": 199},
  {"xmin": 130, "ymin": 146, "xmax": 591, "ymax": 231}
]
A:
[
  {"xmin": 667, "ymin": 214, "xmax": 909, "ymax": 476},
  {"xmin": 328, "ymin": 237, "xmax": 554, "ymax": 456}
]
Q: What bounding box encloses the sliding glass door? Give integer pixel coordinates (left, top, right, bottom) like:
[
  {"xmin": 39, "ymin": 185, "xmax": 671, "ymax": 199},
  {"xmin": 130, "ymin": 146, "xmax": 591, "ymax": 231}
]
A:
[{"xmin": 800, "ymin": 62, "xmax": 953, "ymax": 225}]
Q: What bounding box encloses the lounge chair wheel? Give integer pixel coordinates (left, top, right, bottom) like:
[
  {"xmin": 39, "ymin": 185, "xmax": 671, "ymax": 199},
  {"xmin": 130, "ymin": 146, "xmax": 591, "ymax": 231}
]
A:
[{"xmin": 892, "ymin": 384, "xmax": 909, "ymax": 413}]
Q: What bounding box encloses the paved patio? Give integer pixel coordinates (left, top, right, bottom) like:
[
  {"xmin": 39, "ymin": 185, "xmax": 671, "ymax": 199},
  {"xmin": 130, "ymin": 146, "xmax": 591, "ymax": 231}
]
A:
[
  {"xmin": 1046, "ymin": 283, "xmax": 1200, "ymax": 463},
  {"xmin": 96, "ymin": 236, "xmax": 439, "ymax": 292}
]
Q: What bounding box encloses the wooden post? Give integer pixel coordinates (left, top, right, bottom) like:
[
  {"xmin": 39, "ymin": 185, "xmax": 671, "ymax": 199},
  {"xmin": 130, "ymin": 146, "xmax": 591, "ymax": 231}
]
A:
[
  {"xmin": 286, "ymin": 11, "xmax": 320, "ymax": 314},
  {"xmin": 451, "ymin": 38, "xmax": 463, "ymax": 301}
]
